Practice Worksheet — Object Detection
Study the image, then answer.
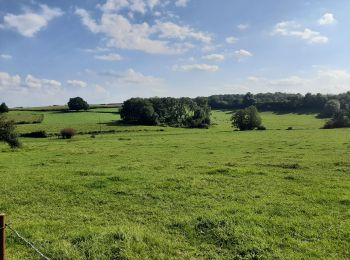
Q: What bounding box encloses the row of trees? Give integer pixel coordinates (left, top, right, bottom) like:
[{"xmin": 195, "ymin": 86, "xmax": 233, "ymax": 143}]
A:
[
  {"xmin": 208, "ymin": 92, "xmax": 350, "ymax": 114},
  {"xmin": 120, "ymin": 97, "xmax": 211, "ymax": 128}
]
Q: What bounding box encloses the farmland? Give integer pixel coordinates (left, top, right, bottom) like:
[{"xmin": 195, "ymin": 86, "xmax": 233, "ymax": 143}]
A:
[{"xmin": 1, "ymin": 109, "xmax": 349, "ymax": 259}]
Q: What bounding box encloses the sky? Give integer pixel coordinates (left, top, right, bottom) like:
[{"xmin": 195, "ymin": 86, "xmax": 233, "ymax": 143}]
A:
[{"xmin": 1, "ymin": 0, "xmax": 350, "ymax": 107}]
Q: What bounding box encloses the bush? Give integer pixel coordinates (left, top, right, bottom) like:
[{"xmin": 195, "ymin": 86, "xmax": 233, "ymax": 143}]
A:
[
  {"xmin": 320, "ymin": 99, "xmax": 341, "ymax": 118},
  {"xmin": 0, "ymin": 117, "xmax": 21, "ymax": 148},
  {"xmin": 324, "ymin": 111, "xmax": 350, "ymax": 129},
  {"xmin": 232, "ymin": 106, "xmax": 262, "ymax": 131},
  {"xmin": 257, "ymin": 125, "xmax": 266, "ymax": 131},
  {"xmin": 21, "ymin": 131, "xmax": 48, "ymax": 138},
  {"xmin": 0, "ymin": 102, "xmax": 9, "ymax": 113},
  {"xmin": 68, "ymin": 97, "xmax": 89, "ymax": 111},
  {"xmin": 60, "ymin": 128, "xmax": 76, "ymax": 139},
  {"xmin": 287, "ymin": 127, "xmax": 293, "ymax": 130}
]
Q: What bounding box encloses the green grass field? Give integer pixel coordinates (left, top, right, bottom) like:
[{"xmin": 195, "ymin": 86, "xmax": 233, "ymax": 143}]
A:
[{"xmin": 1, "ymin": 110, "xmax": 349, "ymax": 259}]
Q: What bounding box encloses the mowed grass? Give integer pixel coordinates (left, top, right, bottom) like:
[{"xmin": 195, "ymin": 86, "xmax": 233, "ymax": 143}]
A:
[{"xmin": 1, "ymin": 110, "xmax": 349, "ymax": 259}]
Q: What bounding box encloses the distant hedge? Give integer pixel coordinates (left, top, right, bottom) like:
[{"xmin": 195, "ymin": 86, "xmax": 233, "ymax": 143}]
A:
[{"xmin": 120, "ymin": 97, "xmax": 211, "ymax": 128}]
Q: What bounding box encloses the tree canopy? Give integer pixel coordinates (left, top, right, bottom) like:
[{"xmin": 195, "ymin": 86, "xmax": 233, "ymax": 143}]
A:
[
  {"xmin": 231, "ymin": 106, "xmax": 262, "ymax": 131},
  {"xmin": 68, "ymin": 97, "xmax": 89, "ymax": 111},
  {"xmin": 0, "ymin": 102, "xmax": 9, "ymax": 113},
  {"xmin": 120, "ymin": 97, "xmax": 211, "ymax": 128}
]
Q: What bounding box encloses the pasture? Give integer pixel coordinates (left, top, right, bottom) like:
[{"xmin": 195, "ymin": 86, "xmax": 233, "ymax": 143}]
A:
[{"xmin": 1, "ymin": 109, "xmax": 349, "ymax": 259}]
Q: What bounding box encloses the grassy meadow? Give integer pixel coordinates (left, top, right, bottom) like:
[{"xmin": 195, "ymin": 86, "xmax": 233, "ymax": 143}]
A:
[{"xmin": 1, "ymin": 109, "xmax": 349, "ymax": 259}]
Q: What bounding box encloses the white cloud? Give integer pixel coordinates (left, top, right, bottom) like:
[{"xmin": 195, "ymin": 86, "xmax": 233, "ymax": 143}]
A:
[
  {"xmin": 75, "ymin": 6, "xmax": 210, "ymax": 54},
  {"xmin": 244, "ymin": 68, "xmax": 350, "ymax": 94},
  {"xmin": 175, "ymin": 0, "xmax": 189, "ymax": 7},
  {"xmin": 0, "ymin": 72, "xmax": 21, "ymax": 89},
  {"xmin": 98, "ymin": 0, "xmax": 163, "ymax": 14},
  {"xmin": 272, "ymin": 21, "xmax": 328, "ymax": 44},
  {"xmin": 67, "ymin": 80, "xmax": 87, "ymax": 88},
  {"xmin": 156, "ymin": 21, "xmax": 212, "ymax": 43},
  {"xmin": 0, "ymin": 54, "xmax": 12, "ymax": 60},
  {"xmin": 94, "ymin": 53, "xmax": 123, "ymax": 61},
  {"xmin": 98, "ymin": 68, "xmax": 163, "ymax": 85},
  {"xmin": 0, "ymin": 4, "xmax": 64, "ymax": 37},
  {"xmin": 173, "ymin": 64, "xmax": 219, "ymax": 72},
  {"xmin": 202, "ymin": 54, "xmax": 225, "ymax": 62},
  {"xmin": 318, "ymin": 13, "xmax": 336, "ymax": 25},
  {"xmin": 25, "ymin": 74, "xmax": 61, "ymax": 89},
  {"xmin": 234, "ymin": 49, "xmax": 253, "ymax": 61},
  {"xmin": 226, "ymin": 36, "xmax": 238, "ymax": 44},
  {"xmin": 237, "ymin": 24, "xmax": 249, "ymax": 31}
]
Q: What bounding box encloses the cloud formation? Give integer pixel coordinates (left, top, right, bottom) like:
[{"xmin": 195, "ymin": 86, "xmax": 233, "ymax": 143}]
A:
[
  {"xmin": 272, "ymin": 21, "xmax": 328, "ymax": 44},
  {"xmin": 174, "ymin": 64, "xmax": 219, "ymax": 72},
  {"xmin": 0, "ymin": 4, "xmax": 63, "ymax": 37},
  {"xmin": 318, "ymin": 13, "xmax": 336, "ymax": 25}
]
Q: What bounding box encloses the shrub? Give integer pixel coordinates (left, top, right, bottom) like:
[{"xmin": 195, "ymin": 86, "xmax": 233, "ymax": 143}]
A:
[
  {"xmin": 257, "ymin": 125, "xmax": 266, "ymax": 131},
  {"xmin": 21, "ymin": 131, "xmax": 48, "ymax": 138},
  {"xmin": 60, "ymin": 128, "xmax": 76, "ymax": 139},
  {"xmin": 231, "ymin": 106, "xmax": 262, "ymax": 131},
  {"xmin": 287, "ymin": 127, "xmax": 293, "ymax": 130},
  {"xmin": 0, "ymin": 117, "xmax": 21, "ymax": 148},
  {"xmin": 320, "ymin": 99, "xmax": 341, "ymax": 118},
  {"xmin": 324, "ymin": 111, "xmax": 350, "ymax": 129},
  {"xmin": 68, "ymin": 97, "xmax": 89, "ymax": 111},
  {"xmin": 0, "ymin": 102, "xmax": 9, "ymax": 113}
]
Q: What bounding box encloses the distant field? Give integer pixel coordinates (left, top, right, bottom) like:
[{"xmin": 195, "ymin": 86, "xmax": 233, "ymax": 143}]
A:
[{"xmin": 1, "ymin": 110, "xmax": 349, "ymax": 259}]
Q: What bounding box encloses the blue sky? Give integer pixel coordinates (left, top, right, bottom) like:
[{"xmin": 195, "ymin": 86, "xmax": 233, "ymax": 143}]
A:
[{"xmin": 1, "ymin": 0, "xmax": 350, "ymax": 107}]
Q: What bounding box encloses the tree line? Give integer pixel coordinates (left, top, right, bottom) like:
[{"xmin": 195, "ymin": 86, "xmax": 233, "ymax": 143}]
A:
[
  {"xmin": 208, "ymin": 92, "xmax": 350, "ymax": 113},
  {"xmin": 120, "ymin": 97, "xmax": 211, "ymax": 128}
]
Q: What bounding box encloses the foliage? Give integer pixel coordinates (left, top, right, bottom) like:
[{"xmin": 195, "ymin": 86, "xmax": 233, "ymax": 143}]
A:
[
  {"xmin": 0, "ymin": 102, "xmax": 9, "ymax": 113},
  {"xmin": 209, "ymin": 92, "xmax": 350, "ymax": 113},
  {"xmin": 60, "ymin": 128, "xmax": 77, "ymax": 139},
  {"xmin": 120, "ymin": 97, "xmax": 211, "ymax": 128},
  {"xmin": 0, "ymin": 116, "xmax": 21, "ymax": 148},
  {"xmin": 324, "ymin": 110, "xmax": 350, "ymax": 129},
  {"xmin": 68, "ymin": 97, "xmax": 89, "ymax": 111},
  {"xmin": 232, "ymin": 106, "xmax": 262, "ymax": 130},
  {"xmin": 320, "ymin": 99, "xmax": 341, "ymax": 118},
  {"xmin": 21, "ymin": 131, "xmax": 48, "ymax": 138}
]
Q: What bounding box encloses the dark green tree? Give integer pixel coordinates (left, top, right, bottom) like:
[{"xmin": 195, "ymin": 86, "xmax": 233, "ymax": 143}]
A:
[
  {"xmin": 68, "ymin": 97, "xmax": 89, "ymax": 111},
  {"xmin": 232, "ymin": 106, "xmax": 262, "ymax": 131},
  {"xmin": 320, "ymin": 99, "xmax": 341, "ymax": 118},
  {"xmin": 0, "ymin": 117, "xmax": 21, "ymax": 148},
  {"xmin": 242, "ymin": 92, "xmax": 256, "ymax": 108},
  {"xmin": 0, "ymin": 102, "xmax": 9, "ymax": 113}
]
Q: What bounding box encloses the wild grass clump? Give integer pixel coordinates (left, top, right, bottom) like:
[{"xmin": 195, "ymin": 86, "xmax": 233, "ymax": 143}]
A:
[{"xmin": 60, "ymin": 128, "xmax": 76, "ymax": 139}]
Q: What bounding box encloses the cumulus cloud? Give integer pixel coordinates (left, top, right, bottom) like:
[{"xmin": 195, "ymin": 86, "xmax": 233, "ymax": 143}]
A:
[
  {"xmin": 25, "ymin": 74, "xmax": 61, "ymax": 89},
  {"xmin": 156, "ymin": 21, "xmax": 212, "ymax": 44},
  {"xmin": 175, "ymin": 0, "xmax": 189, "ymax": 7},
  {"xmin": 234, "ymin": 49, "xmax": 253, "ymax": 61},
  {"xmin": 0, "ymin": 54, "xmax": 12, "ymax": 60},
  {"xmin": 173, "ymin": 64, "xmax": 219, "ymax": 72},
  {"xmin": 98, "ymin": 68, "xmax": 163, "ymax": 85},
  {"xmin": 272, "ymin": 21, "xmax": 328, "ymax": 44},
  {"xmin": 98, "ymin": 0, "xmax": 163, "ymax": 14},
  {"xmin": 318, "ymin": 13, "xmax": 336, "ymax": 25},
  {"xmin": 0, "ymin": 72, "xmax": 21, "ymax": 90},
  {"xmin": 0, "ymin": 4, "xmax": 64, "ymax": 37},
  {"xmin": 237, "ymin": 24, "xmax": 249, "ymax": 31},
  {"xmin": 244, "ymin": 69, "xmax": 350, "ymax": 94},
  {"xmin": 226, "ymin": 36, "xmax": 238, "ymax": 44},
  {"xmin": 75, "ymin": 0, "xmax": 207, "ymax": 54},
  {"xmin": 202, "ymin": 54, "xmax": 225, "ymax": 62},
  {"xmin": 94, "ymin": 53, "xmax": 123, "ymax": 61},
  {"xmin": 67, "ymin": 80, "xmax": 87, "ymax": 88}
]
